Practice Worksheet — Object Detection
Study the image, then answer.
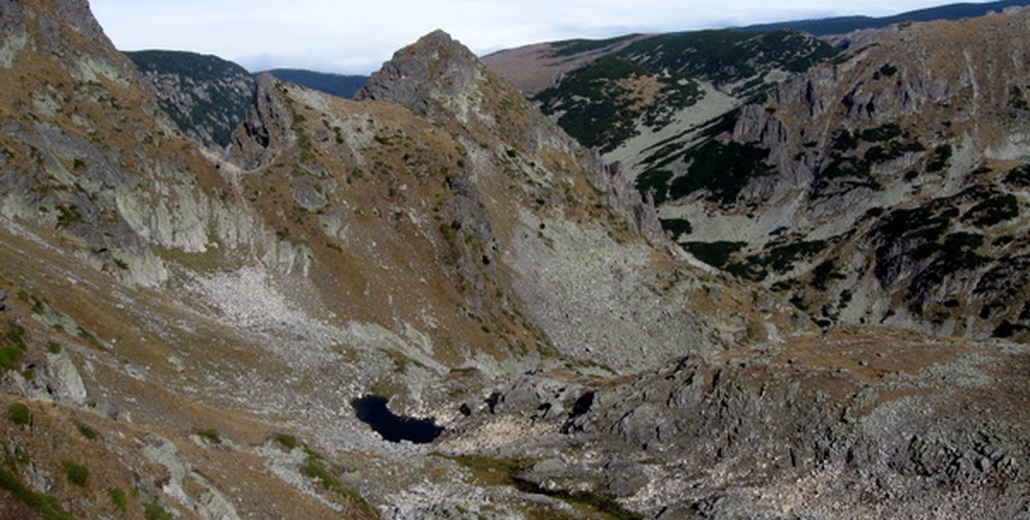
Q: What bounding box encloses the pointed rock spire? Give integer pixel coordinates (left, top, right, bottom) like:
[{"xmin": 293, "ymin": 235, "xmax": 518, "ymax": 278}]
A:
[{"xmin": 354, "ymin": 30, "xmax": 484, "ymax": 119}]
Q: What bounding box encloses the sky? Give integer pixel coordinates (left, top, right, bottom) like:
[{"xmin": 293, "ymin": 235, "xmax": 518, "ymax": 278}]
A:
[{"xmin": 89, "ymin": 0, "xmax": 992, "ymax": 75}]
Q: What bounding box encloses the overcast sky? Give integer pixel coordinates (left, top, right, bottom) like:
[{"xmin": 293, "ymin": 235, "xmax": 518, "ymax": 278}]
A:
[{"xmin": 89, "ymin": 1, "xmax": 991, "ymax": 75}]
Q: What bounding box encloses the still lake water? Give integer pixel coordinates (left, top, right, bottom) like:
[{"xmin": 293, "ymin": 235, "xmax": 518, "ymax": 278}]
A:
[{"xmin": 351, "ymin": 395, "xmax": 443, "ymax": 443}]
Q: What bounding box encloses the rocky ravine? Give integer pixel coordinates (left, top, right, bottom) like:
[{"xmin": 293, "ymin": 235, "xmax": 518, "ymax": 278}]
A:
[{"xmin": 0, "ymin": 1, "xmax": 1027, "ymax": 519}]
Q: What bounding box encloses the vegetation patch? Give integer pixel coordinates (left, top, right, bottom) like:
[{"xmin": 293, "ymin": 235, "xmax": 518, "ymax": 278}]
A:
[
  {"xmin": 859, "ymin": 123, "xmax": 904, "ymax": 142},
  {"xmin": 447, "ymin": 454, "xmax": 643, "ymax": 520},
  {"xmin": 615, "ymin": 30, "xmax": 837, "ymax": 85},
  {"xmin": 819, "ymin": 124, "xmax": 927, "ymax": 196},
  {"xmin": 266, "ymin": 69, "xmax": 368, "ymax": 99},
  {"xmin": 193, "ymin": 428, "xmax": 222, "ymax": 444},
  {"xmin": 74, "ymin": 421, "xmax": 97, "ymax": 440},
  {"xmin": 1010, "ymin": 85, "xmax": 1029, "ymax": 110},
  {"xmin": 659, "ymin": 218, "xmax": 692, "ymax": 239},
  {"xmin": 547, "ymin": 35, "xmax": 640, "ymax": 58},
  {"xmin": 62, "ymin": 460, "xmax": 89, "ymax": 486},
  {"xmin": 670, "ymin": 141, "xmax": 772, "ymax": 204},
  {"xmin": 993, "ymin": 320, "xmax": 1030, "ymax": 338},
  {"xmin": 1004, "ymin": 164, "xmax": 1030, "ymax": 187},
  {"xmin": 302, "ymin": 455, "xmax": 378, "ymax": 517},
  {"xmin": 0, "ymin": 466, "xmax": 78, "ymax": 520},
  {"xmin": 75, "ymin": 327, "xmax": 104, "ymax": 350},
  {"xmin": 874, "ymin": 202, "xmax": 956, "ymax": 248},
  {"xmin": 753, "ymin": 239, "xmax": 829, "ymax": 273},
  {"xmin": 144, "ymin": 502, "xmax": 173, "ymax": 520},
  {"xmin": 874, "ymin": 63, "xmax": 898, "ymax": 79},
  {"xmin": 871, "ymin": 201, "xmax": 965, "ymax": 291},
  {"xmin": 0, "ymin": 345, "xmax": 23, "ymax": 371},
  {"xmin": 274, "ymin": 434, "xmax": 378, "ymax": 517},
  {"xmin": 811, "ymin": 258, "xmax": 847, "ymax": 290},
  {"xmin": 925, "ymin": 145, "xmax": 952, "ymax": 173},
  {"xmin": 108, "ymin": 487, "xmax": 128, "ymax": 512},
  {"xmin": 682, "ymin": 241, "xmax": 747, "ymax": 268},
  {"xmin": 125, "ymin": 50, "xmax": 255, "ymax": 146},
  {"xmin": 831, "ymin": 129, "xmax": 860, "ymax": 151},
  {"xmin": 962, "ymin": 193, "xmax": 1019, "ymax": 227},
  {"xmin": 8, "ymin": 402, "xmax": 31, "ymax": 425},
  {"xmin": 726, "ymin": 238, "xmax": 834, "ymax": 283},
  {"xmin": 535, "ymin": 56, "xmax": 702, "ymax": 151},
  {"xmin": 273, "ymin": 432, "xmax": 299, "ymax": 450},
  {"xmin": 635, "ymin": 169, "xmax": 673, "ymax": 204},
  {"xmin": 5, "ymin": 323, "xmax": 27, "ymax": 350}
]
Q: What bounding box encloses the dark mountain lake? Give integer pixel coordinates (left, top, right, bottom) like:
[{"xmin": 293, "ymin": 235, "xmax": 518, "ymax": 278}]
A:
[{"xmin": 351, "ymin": 395, "xmax": 443, "ymax": 443}]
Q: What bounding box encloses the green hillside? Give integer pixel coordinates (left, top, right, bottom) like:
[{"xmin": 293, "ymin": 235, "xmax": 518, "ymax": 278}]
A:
[{"xmin": 262, "ymin": 69, "xmax": 368, "ymax": 99}]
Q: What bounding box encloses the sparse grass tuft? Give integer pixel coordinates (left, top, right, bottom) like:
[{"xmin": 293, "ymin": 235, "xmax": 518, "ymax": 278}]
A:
[
  {"xmin": 194, "ymin": 428, "xmax": 222, "ymax": 444},
  {"xmin": 0, "ymin": 466, "xmax": 77, "ymax": 520},
  {"xmin": 108, "ymin": 487, "xmax": 128, "ymax": 511},
  {"xmin": 274, "ymin": 433, "xmax": 299, "ymax": 450},
  {"xmin": 0, "ymin": 347, "xmax": 23, "ymax": 371},
  {"xmin": 74, "ymin": 421, "xmax": 97, "ymax": 440},
  {"xmin": 303, "ymin": 458, "xmax": 379, "ymax": 517},
  {"xmin": 5, "ymin": 324, "xmax": 27, "ymax": 350},
  {"xmin": 62, "ymin": 460, "xmax": 89, "ymax": 486},
  {"xmin": 8, "ymin": 403, "xmax": 31, "ymax": 425},
  {"xmin": 144, "ymin": 502, "xmax": 173, "ymax": 520},
  {"xmin": 75, "ymin": 327, "xmax": 103, "ymax": 350}
]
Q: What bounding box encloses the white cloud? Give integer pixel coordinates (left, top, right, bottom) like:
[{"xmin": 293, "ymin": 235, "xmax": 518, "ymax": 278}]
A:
[{"xmin": 89, "ymin": 0, "xmax": 991, "ymax": 74}]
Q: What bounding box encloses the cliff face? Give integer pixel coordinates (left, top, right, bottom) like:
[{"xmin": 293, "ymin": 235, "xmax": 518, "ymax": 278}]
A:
[
  {"xmin": 0, "ymin": 2, "xmax": 1028, "ymax": 519},
  {"xmin": 657, "ymin": 9, "xmax": 1030, "ymax": 340}
]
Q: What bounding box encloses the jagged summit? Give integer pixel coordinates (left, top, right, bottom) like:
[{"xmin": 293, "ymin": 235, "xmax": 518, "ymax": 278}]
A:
[
  {"xmin": 355, "ymin": 30, "xmax": 482, "ymax": 119},
  {"xmin": 228, "ymin": 73, "xmax": 291, "ymax": 170}
]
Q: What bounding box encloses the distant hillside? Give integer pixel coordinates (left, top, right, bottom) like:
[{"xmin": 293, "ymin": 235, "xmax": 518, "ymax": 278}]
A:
[
  {"xmin": 126, "ymin": 51, "xmax": 368, "ymax": 147},
  {"xmin": 125, "ymin": 50, "xmax": 254, "ymax": 147},
  {"xmin": 262, "ymin": 69, "xmax": 368, "ymax": 99},
  {"xmin": 737, "ymin": 0, "xmax": 1030, "ymax": 35},
  {"xmin": 529, "ymin": 29, "xmax": 838, "ymax": 152},
  {"xmin": 494, "ymin": 6, "xmax": 1030, "ymax": 342}
]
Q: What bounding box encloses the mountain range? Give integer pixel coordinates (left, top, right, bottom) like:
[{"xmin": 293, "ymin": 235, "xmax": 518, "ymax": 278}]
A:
[
  {"xmin": 487, "ymin": 3, "xmax": 1030, "ymax": 345},
  {"xmin": 0, "ymin": 1, "xmax": 1028, "ymax": 519},
  {"xmin": 736, "ymin": 0, "xmax": 1030, "ymax": 35}
]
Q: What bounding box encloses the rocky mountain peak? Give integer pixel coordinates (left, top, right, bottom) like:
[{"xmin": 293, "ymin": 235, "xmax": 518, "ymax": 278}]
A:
[
  {"xmin": 228, "ymin": 73, "xmax": 291, "ymax": 170},
  {"xmin": 355, "ymin": 29, "xmax": 485, "ymax": 120}
]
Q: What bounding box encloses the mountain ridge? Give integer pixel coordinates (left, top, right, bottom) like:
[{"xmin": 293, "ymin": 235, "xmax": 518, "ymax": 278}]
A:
[
  {"xmin": 735, "ymin": 0, "xmax": 1030, "ymax": 35},
  {"xmin": 0, "ymin": 1, "xmax": 1027, "ymax": 519},
  {"xmin": 490, "ymin": 2, "xmax": 1030, "ymax": 344},
  {"xmin": 261, "ymin": 68, "xmax": 367, "ymax": 99}
]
